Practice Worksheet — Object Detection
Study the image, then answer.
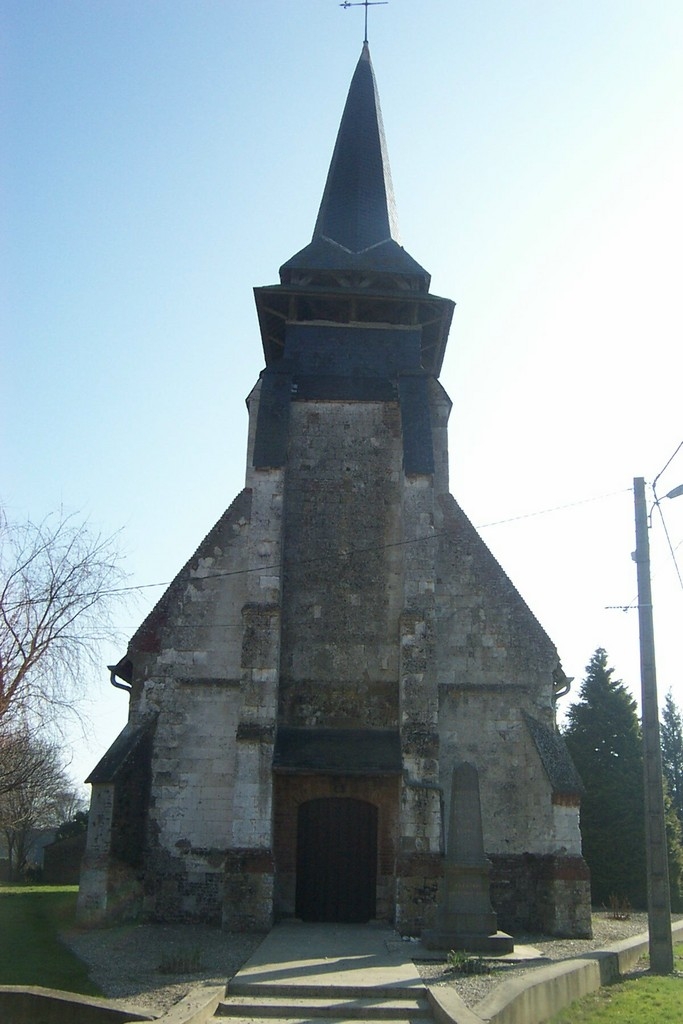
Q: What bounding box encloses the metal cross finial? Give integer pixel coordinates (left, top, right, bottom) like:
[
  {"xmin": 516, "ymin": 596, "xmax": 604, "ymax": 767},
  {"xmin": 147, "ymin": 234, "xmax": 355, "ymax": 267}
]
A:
[{"xmin": 340, "ymin": 1, "xmax": 388, "ymax": 45}]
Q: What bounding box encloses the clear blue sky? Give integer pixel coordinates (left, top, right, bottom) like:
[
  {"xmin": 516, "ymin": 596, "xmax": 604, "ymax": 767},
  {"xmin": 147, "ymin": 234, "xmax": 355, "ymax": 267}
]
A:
[{"xmin": 4, "ymin": 1, "xmax": 683, "ymax": 790}]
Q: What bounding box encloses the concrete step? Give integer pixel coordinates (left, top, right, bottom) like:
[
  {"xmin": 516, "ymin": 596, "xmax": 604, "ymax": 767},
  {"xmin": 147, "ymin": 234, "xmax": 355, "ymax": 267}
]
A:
[
  {"xmin": 216, "ymin": 1019, "xmax": 430, "ymax": 1024},
  {"xmin": 226, "ymin": 982, "xmax": 426, "ymax": 1000},
  {"xmin": 216, "ymin": 994, "xmax": 432, "ymax": 1019}
]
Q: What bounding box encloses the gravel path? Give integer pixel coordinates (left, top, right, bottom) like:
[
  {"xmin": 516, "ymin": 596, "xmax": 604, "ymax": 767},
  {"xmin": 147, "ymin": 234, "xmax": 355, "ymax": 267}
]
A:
[
  {"xmin": 62, "ymin": 911, "xmax": 679, "ymax": 1016},
  {"xmin": 62, "ymin": 923, "xmax": 265, "ymax": 1015}
]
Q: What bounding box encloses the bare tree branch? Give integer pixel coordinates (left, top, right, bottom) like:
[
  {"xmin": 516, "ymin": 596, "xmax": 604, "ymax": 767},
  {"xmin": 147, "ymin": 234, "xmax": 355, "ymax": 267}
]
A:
[{"xmin": 0, "ymin": 507, "xmax": 127, "ymax": 729}]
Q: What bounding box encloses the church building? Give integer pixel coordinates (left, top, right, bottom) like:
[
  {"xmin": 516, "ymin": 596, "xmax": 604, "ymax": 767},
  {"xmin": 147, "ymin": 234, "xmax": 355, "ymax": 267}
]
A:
[{"xmin": 78, "ymin": 44, "xmax": 591, "ymax": 938}]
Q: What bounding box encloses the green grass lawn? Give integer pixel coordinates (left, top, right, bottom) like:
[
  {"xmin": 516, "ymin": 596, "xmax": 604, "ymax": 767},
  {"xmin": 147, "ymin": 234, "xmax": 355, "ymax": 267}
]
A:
[
  {"xmin": 0, "ymin": 885, "xmax": 102, "ymax": 996},
  {"xmin": 548, "ymin": 943, "xmax": 683, "ymax": 1023}
]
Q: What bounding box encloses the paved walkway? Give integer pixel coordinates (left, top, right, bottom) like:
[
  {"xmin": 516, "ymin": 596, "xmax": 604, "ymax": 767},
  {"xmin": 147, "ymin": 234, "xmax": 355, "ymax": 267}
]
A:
[
  {"xmin": 228, "ymin": 921, "xmax": 426, "ymax": 995},
  {"xmin": 217, "ymin": 922, "xmax": 571, "ymax": 1024}
]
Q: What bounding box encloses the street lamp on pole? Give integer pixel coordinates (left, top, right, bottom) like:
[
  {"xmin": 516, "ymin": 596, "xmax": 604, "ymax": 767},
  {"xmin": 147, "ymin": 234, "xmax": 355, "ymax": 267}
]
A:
[{"xmin": 632, "ymin": 476, "xmax": 679, "ymax": 974}]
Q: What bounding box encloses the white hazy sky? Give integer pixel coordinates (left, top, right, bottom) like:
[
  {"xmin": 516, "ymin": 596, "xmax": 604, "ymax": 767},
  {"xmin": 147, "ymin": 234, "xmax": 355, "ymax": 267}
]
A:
[{"xmin": 3, "ymin": 1, "xmax": 683, "ymax": 792}]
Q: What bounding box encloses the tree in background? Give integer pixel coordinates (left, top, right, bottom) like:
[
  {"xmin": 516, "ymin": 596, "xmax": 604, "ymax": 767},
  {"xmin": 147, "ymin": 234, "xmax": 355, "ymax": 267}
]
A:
[
  {"xmin": 564, "ymin": 649, "xmax": 683, "ymax": 910},
  {"xmin": 0, "ymin": 507, "xmax": 126, "ymax": 730},
  {"xmin": 55, "ymin": 809, "xmax": 88, "ymax": 842},
  {"xmin": 0, "ymin": 733, "xmax": 79, "ymax": 879},
  {"xmin": 664, "ymin": 791, "xmax": 683, "ymax": 911},
  {"xmin": 563, "ymin": 648, "xmax": 647, "ymax": 906},
  {"xmin": 661, "ymin": 691, "xmax": 683, "ymax": 825},
  {"xmin": 659, "ymin": 691, "xmax": 683, "ymax": 910}
]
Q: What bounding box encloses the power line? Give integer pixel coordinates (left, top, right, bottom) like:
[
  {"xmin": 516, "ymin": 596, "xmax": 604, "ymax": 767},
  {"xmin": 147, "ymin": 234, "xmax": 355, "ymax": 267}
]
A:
[
  {"xmin": 475, "ymin": 488, "xmax": 629, "ymax": 529},
  {"xmin": 650, "ymin": 442, "xmax": 683, "ymax": 594},
  {"xmin": 4, "ymin": 486, "xmax": 634, "ymax": 610},
  {"xmin": 97, "ymin": 487, "xmax": 632, "ymax": 598},
  {"xmin": 654, "ymin": 500, "xmax": 683, "ymax": 594},
  {"xmin": 653, "ymin": 440, "xmax": 683, "ymax": 492}
]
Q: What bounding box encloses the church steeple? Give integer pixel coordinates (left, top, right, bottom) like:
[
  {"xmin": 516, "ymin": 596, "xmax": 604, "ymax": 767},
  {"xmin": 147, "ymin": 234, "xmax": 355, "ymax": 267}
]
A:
[
  {"xmin": 279, "ymin": 44, "xmax": 430, "ymax": 289},
  {"xmin": 256, "ymin": 46, "xmax": 454, "ymax": 377},
  {"xmin": 312, "ymin": 42, "xmax": 399, "ymax": 253}
]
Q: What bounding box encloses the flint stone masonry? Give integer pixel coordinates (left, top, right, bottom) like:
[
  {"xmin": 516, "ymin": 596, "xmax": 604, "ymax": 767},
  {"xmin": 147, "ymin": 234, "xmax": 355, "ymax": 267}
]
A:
[{"xmin": 281, "ymin": 401, "xmax": 403, "ymax": 690}]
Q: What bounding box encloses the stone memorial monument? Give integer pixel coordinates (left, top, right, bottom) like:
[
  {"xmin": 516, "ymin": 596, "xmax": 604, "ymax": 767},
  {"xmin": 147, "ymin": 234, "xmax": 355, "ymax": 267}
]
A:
[{"xmin": 424, "ymin": 763, "xmax": 514, "ymax": 952}]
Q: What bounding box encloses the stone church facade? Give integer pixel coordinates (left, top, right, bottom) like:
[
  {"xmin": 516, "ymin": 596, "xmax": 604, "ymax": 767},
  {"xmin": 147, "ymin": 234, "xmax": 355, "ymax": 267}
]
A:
[{"xmin": 78, "ymin": 45, "xmax": 591, "ymax": 938}]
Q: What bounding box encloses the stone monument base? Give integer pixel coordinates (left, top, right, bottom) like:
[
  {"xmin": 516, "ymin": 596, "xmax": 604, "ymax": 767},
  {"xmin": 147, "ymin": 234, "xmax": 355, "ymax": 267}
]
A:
[{"xmin": 422, "ymin": 928, "xmax": 514, "ymax": 954}]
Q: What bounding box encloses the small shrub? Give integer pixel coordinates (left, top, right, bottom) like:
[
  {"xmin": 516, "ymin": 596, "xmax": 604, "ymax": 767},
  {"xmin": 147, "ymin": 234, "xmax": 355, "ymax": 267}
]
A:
[
  {"xmin": 158, "ymin": 947, "xmax": 202, "ymax": 974},
  {"xmin": 446, "ymin": 949, "xmax": 491, "ymax": 975}
]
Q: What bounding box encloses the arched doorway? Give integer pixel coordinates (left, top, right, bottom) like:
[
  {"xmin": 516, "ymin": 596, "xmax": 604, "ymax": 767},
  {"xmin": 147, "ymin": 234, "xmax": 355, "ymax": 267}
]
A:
[{"xmin": 295, "ymin": 797, "xmax": 378, "ymax": 922}]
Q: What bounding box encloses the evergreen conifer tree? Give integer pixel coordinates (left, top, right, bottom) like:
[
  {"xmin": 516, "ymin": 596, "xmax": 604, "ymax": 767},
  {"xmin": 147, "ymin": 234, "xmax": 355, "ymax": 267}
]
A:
[
  {"xmin": 563, "ymin": 648, "xmax": 646, "ymax": 907},
  {"xmin": 661, "ymin": 691, "xmax": 683, "ymax": 825},
  {"xmin": 664, "ymin": 790, "xmax": 683, "ymax": 911}
]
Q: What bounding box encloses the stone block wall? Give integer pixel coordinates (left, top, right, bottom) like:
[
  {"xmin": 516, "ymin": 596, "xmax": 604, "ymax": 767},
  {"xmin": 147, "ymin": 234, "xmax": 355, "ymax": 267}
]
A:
[
  {"xmin": 490, "ymin": 853, "xmax": 592, "ymax": 936},
  {"xmin": 278, "ymin": 678, "xmax": 398, "ymax": 729},
  {"xmin": 103, "ymin": 471, "xmax": 283, "ymax": 926},
  {"xmin": 222, "ymin": 849, "xmax": 275, "ymax": 931},
  {"xmin": 439, "ymin": 689, "xmax": 560, "ymax": 854},
  {"xmin": 395, "ymin": 850, "xmax": 442, "ymax": 935},
  {"xmin": 434, "ymin": 493, "xmax": 557, "ymax": 696},
  {"xmin": 77, "ymin": 783, "xmax": 116, "ymax": 923},
  {"xmin": 146, "ymin": 685, "xmax": 241, "ymax": 857}
]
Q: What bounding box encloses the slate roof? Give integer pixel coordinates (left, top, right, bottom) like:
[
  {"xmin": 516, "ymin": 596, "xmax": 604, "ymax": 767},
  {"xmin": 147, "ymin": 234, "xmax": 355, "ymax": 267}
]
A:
[
  {"xmin": 524, "ymin": 714, "xmax": 584, "ymax": 796},
  {"xmin": 280, "ymin": 44, "xmax": 429, "ymax": 284},
  {"xmin": 315, "ymin": 41, "xmax": 399, "ymax": 252},
  {"xmin": 85, "ymin": 716, "xmax": 156, "ymax": 784},
  {"xmin": 273, "ymin": 727, "xmax": 402, "ymax": 775}
]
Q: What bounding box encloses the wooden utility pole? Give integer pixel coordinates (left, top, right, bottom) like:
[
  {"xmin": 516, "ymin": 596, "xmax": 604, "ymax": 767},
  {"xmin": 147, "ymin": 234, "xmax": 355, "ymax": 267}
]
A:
[{"xmin": 633, "ymin": 476, "xmax": 673, "ymax": 974}]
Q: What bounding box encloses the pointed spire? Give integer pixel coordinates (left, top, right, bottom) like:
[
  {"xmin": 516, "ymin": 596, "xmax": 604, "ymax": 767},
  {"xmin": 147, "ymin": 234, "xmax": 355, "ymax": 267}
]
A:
[
  {"xmin": 313, "ymin": 43, "xmax": 399, "ymax": 253},
  {"xmin": 280, "ymin": 44, "xmax": 430, "ymax": 287}
]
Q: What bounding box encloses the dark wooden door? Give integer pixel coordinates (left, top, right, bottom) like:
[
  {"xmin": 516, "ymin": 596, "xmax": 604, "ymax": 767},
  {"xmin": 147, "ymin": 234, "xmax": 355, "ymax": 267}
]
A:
[{"xmin": 295, "ymin": 797, "xmax": 378, "ymax": 923}]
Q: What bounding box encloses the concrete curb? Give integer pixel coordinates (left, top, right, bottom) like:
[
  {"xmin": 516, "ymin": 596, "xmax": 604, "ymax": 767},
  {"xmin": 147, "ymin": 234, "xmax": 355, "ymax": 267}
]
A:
[
  {"xmin": 149, "ymin": 983, "xmax": 226, "ymax": 1024},
  {"xmin": 428, "ymin": 984, "xmax": 485, "ymax": 1024},
  {"xmin": 0, "ymin": 981, "xmax": 227, "ymax": 1024},
  {"xmin": 0, "ymin": 985, "xmax": 158, "ymax": 1024},
  {"xmin": 427, "ymin": 919, "xmax": 683, "ymax": 1024}
]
